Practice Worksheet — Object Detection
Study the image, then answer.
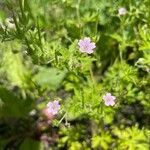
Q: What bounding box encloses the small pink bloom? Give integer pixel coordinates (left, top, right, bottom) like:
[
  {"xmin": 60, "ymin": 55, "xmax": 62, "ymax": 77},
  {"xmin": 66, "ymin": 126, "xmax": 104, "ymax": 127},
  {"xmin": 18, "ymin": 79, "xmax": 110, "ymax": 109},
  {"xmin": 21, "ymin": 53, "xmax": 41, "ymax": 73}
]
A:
[
  {"xmin": 103, "ymin": 93, "xmax": 116, "ymax": 106},
  {"xmin": 46, "ymin": 100, "xmax": 60, "ymax": 115},
  {"xmin": 42, "ymin": 108, "xmax": 54, "ymax": 120},
  {"xmin": 78, "ymin": 37, "xmax": 96, "ymax": 54},
  {"xmin": 118, "ymin": 7, "xmax": 127, "ymax": 16}
]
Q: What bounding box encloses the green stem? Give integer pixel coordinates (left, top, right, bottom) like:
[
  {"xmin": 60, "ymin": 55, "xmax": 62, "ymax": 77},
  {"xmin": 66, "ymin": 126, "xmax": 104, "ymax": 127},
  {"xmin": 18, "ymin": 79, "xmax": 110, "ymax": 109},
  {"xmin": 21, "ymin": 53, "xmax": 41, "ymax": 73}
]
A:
[
  {"xmin": 90, "ymin": 66, "xmax": 95, "ymax": 84},
  {"xmin": 58, "ymin": 113, "xmax": 67, "ymax": 125},
  {"xmin": 119, "ymin": 50, "xmax": 123, "ymax": 63},
  {"xmin": 76, "ymin": 0, "xmax": 81, "ymax": 35},
  {"xmin": 76, "ymin": 0, "xmax": 81, "ymax": 22}
]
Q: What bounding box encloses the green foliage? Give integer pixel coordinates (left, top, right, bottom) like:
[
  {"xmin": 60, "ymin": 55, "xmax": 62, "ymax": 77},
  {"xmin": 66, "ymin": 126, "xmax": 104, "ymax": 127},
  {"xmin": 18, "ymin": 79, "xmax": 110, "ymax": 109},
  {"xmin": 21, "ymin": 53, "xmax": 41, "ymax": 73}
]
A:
[
  {"xmin": 0, "ymin": 86, "xmax": 34, "ymax": 117},
  {"xmin": 33, "ymin": 67, "xmax": 66, "ymax": 90},
  {"xmin": 113, "ymin": 126, "xmax": 150, "ymax": 150},
  {"xmin": 20, "ymin": 138, "xmax": 44, "ymax": 150},
  {"xmin": 92, "ymin": 131, "xmax": 112, "ymax": 149},
  {"xmin": 58, "ymin": 124, "xmax": 90, "ymax": 150},
  {"xmin": 0, "ymin": 0, "xmax": 150, "ymax": 149}
]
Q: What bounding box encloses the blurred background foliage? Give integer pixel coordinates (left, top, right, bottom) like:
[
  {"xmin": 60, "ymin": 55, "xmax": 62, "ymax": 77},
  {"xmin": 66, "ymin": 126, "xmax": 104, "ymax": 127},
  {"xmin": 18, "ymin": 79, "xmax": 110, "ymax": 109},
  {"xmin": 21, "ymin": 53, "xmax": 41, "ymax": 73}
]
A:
[{"xmin": 0, "ymin": 0, "xmax": 150, "ymax": 149}]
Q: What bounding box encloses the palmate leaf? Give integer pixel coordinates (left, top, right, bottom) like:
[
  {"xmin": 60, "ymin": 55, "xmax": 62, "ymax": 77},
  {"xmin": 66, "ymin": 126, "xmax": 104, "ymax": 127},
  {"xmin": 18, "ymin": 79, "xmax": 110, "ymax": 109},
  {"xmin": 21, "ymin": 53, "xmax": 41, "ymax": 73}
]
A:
[
  {"xmin": 0, "ymin": 86, "xmax": 34, "ymax": 118},
  {"xmin": 138, "ymin": 26, "xmax": 150, "ymax": 51},
  {"xmin": 113, "ymin": 126, "xmax": 149, "ymax": 150},
  {"xmin": 33, "ymin": 67, "xmax": 66, "ymax": 90}
]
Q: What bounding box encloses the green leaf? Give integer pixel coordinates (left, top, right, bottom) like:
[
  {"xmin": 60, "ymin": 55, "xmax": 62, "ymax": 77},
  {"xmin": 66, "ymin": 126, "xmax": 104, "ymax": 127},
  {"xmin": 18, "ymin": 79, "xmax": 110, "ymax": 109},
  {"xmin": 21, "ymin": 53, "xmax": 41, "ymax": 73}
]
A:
[
  {"xmin": 33, "ymin": 67, "xmax": 66, "ymax": 90},
  {"xmin": 0, "ymin": 86, "xmax": 34, "ymax": 118},
  {"xmin": 19, "ymin": 138, "xmax": 44, "ymax": 150}
]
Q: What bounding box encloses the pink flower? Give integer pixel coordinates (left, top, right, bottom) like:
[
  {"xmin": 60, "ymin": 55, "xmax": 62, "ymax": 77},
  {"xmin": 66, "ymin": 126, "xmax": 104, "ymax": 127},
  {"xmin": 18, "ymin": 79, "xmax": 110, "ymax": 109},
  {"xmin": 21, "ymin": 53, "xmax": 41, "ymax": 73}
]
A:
[
  {"xmin": 46, "ymin": 100, "xmax": 60, "ymax": 115},
  {"xmin": 103, "ymin": 93, "xmax": 116, "ymax": 106},
  {"xmin": 42, "ymin": 108, "xmax": 55, "ymax": 120},
  {"xmin": 78, "ymin": 37, "xmax": 96, "ymax": 54},
  {"xmin": 118, "ymin": 7, "xmax": 127, "ymax": 16}
]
